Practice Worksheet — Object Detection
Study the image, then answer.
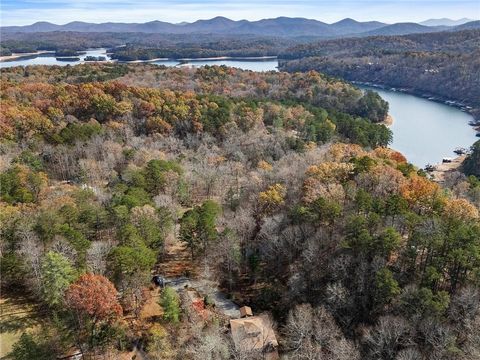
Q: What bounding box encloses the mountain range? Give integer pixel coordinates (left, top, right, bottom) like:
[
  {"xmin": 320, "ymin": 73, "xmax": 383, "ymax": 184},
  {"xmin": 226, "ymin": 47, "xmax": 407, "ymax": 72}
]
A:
[
  {"xmin": 2, "ymin": 17, "xmax": 479, "ymax": 38},
  {"xmin": 420, "ymin": 18, "xmax": 474, "ymax": 26}
]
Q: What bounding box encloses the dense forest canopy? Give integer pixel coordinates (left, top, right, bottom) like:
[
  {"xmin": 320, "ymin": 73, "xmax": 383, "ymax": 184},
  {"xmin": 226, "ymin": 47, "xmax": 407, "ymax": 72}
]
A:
[
  {"xmin": 1, "ymin": 62, "xmax": 479, "ymax": 359},
  {"xmin": 279, "ymin": 29, "xmax": 480, "ymax": 59},
  {"xmin": 0, "ymin": 64, "xmax": 391, "ymax": 147}
]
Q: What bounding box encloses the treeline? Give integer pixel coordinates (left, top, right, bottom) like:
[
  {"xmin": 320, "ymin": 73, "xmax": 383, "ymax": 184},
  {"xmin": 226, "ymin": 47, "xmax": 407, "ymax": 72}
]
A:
[
  {"xmin": 54, "ymin": 49, "xmax": 81, "ymax": 57},
  {"xmin": 0, "ymin": 31, "xmax": 129, "ymax": 53},
  {"xmin": 463, "ymin": 140, "xmax": 480, "ymax": 177},
  {"xmin": 110, "ymin": 45, "xmax": 278, "ymax": 61},
  {"xmin": 109, "ymin": 37, "xmax": 288, "ymax": 60},
  {"xmin": 0, "ymin": 46, "xmax": 12, "ymax": 56},
  {"xmin": 279, "ymin": 29, "xmax": 480, "ymax": 119},
  {"xmin": 1, "ymin": 64, "xmax": 479, "ymax": 360}
]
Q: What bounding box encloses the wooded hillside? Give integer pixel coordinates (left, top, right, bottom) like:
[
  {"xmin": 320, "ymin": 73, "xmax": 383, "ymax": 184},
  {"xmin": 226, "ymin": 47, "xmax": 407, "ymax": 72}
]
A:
[
  {"xmin": 279, "ymin": 29, "xmax": 480, "ymax": 119},
  {"xmin": 1, "ymin": 64, "xmax": 479, "ymax": 360}
]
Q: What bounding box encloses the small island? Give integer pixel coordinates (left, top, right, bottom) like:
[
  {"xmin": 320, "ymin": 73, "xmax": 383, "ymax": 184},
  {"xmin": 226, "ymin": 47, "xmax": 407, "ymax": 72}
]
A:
[
  {"xmin": 84, "ymin": 55, "xmax": 107, "ymax": 62},
  {"xmin": 55, "ymin": 49, "xmax": 80, "ymax": 57},
  {"xmin": 55, "ymin": 49, "xmax": 81, "ymax": 62},
  {"xmin": 55, "ymin": 57, "xmax": 80, "ymax": 61}
]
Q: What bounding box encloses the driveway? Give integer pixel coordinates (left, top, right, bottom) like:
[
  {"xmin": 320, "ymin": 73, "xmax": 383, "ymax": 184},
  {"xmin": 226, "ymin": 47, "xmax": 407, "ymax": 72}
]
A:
[{"xmin": 164, "ymin": 277, "xmax": 240, "ymax": 318}]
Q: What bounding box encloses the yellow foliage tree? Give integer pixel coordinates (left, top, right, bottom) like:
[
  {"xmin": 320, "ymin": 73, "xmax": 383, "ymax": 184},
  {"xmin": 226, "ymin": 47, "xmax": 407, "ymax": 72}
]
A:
[
  {"xmin": 306, "ymin": 162, "xmax": 354, "ymax": 183},
  {"xmin": 327, "ymin": 143, "xmax": 366, "ymax": 162},
  {"xmin": 259, "ymin": 183, "xmax": 286, "ymax": 214},
  {"xmin": 443, "ymin": 198, "xmax": 479, "ymax": 222},
  {"xmin": 257, "ymin": 160, "xmax": 273, "ymax": 171}
]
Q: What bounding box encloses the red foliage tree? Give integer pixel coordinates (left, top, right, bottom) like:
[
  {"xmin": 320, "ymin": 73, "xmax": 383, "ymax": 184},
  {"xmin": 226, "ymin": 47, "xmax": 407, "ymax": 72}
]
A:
[{"xmin": 65, "ymin": 273, "xmax": 122, "ymax": 322}]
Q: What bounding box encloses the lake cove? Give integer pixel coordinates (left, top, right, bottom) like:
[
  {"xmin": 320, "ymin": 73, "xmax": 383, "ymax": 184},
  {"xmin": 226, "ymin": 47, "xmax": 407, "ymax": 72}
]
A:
[{"xmin": 360, "ymin": 86, "xmax": 477, "ymax": 168}]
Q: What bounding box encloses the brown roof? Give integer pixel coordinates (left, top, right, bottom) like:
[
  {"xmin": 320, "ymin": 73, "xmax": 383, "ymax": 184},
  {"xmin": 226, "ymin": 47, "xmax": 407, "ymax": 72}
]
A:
[{"xmin": 230, "ymin": 314, "xmax": 278, "ymax": 354}]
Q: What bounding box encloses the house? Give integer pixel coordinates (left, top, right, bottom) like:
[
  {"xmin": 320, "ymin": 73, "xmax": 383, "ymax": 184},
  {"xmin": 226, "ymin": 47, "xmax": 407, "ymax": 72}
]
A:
[{"xmin": 230, "ymin": 308, "xmax": 278, "ymax": 359}]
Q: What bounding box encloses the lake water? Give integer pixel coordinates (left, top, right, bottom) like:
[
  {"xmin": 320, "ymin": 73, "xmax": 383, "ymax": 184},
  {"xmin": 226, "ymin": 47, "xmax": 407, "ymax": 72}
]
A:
[
  {"xmin": 363, "ymin": 86, "xmax": 477, "ymax": 168},
  {"xmin": 182, "ymin": 59, "xmax": 278, "ymax": 72},
  {"xmin": 1, "ymin": 49, "xmax": 278, "ymax": 72},
  {"xmin": 0, "ymin": 49, "xmax": 112, "ymax": 68},
  {"xmin": 2, "ymin": 53, "xmax": 476, "ymax": 167}
]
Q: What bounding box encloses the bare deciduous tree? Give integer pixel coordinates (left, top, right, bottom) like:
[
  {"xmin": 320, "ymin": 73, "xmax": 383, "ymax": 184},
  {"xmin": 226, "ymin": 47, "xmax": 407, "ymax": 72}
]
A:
[
  {"xmin": 282, "ymin": 304, "xmax": 359, "ymax": 360},
  {"xmin": 18, "ymin": 229, "xmax": 43, "ymax": 295},
  {"xmin": 363, "ymin": 316, "xmax": 412, "ymax": 360},
  {"xmin": 86, "ymin": 240, "xmax": 114, "ymax": 275}
]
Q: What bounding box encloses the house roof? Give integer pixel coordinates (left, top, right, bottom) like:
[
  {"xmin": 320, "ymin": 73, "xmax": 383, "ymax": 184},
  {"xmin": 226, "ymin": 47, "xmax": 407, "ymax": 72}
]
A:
[{"xmin": 230, "ymin": 314, "xmax": 278, "ymax": 353}]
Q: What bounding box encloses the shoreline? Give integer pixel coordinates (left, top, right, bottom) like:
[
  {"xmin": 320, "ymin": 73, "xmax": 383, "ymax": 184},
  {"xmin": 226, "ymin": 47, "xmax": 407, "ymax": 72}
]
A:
[
  {"xmin": 381, "ymin": 114, "xmax": 394, "ymax": 126},
  {"xmin": 119, "ymin": 55, "xmax": 278, "ymax": 63},
  {"xmin": 353, "ymin": 80, "xmax": 479, "ymax": 122},
  {"xmin": 122, "ymin": 57, "xmax": 170, "ymax": 63},
  {"xmin": 178, "ymin": 55, "xmax": 278, "ymax": 61},
  {"xmin": 429, "ymin": 155, "xmax": 466, "ymax": 183},
  {"xmin": 0, "ymin": 50, "xmax": 55, "ymax": 62}
]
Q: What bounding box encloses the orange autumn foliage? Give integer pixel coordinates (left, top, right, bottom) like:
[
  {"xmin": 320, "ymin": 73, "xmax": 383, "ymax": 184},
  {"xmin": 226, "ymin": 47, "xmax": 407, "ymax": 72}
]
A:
[
  {"xmin": 65, "ymin": 273, "xmax": 123, "ymax": 321},
  {"xmin": 373, "ymin": 147, "xmax": 407, "ymax": 163},
  {"xmin": 400, "ymin": 175, "xmax": 444, "ymax": 211}
]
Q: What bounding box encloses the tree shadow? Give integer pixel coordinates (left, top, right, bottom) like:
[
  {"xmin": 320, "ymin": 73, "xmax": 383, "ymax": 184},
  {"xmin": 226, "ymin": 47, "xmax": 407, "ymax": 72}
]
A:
[{"xmin": 0, "ymin": 296, "xmax": 43, "ymax": 334}]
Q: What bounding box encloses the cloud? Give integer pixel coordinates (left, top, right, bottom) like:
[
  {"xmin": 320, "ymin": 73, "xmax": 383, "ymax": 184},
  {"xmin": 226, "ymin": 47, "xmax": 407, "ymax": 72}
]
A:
[{"xmin": 1, "ymin": 0, "xmax": 478, "ymax": 26}]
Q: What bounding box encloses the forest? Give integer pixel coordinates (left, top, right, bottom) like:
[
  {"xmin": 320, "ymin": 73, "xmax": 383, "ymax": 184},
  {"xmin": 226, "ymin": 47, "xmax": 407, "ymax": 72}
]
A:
[
  {"xmin": 278, "ymin": 29, "xmax": 480, "ymax": 119},
  {"xmin": 0, "ymin": 63, "xmax": 479, "ymax": 360},
  {"xmin": 0, "ymin": 32, "xmax": 297, "ymax": 59}
]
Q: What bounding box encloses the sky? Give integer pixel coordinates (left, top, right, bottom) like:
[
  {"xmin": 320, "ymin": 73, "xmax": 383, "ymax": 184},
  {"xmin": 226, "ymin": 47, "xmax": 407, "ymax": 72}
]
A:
[{"xmin": 1, "ymin": 0, "xmax": 479, "ymax": 26}]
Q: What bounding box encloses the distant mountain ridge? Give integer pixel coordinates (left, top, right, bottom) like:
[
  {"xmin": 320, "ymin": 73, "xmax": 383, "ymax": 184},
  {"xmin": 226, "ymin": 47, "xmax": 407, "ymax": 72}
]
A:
[
  {"xmin": 361, "ymin": 22, "xmax": 446, "ymax": 36},
  {"xmin": 2, "ymin": 17, "xmax": 479, "ymax": 38},
  {"xmin": 420, "ymin": 18, "xmax": 474, "ymax": 26},
  {"xmin": 454, "ymin": 20, "xmax": 480, "ymax": 31}
]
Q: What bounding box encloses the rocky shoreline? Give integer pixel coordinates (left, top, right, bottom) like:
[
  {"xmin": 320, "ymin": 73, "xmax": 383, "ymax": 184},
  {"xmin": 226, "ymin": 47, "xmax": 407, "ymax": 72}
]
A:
[
  {"xmin": 381, "ymin": 114, "xmax": 394, "ymax": 126},
  {"xmin": 429, "ymin": 155, "xmax": 466, "ymax": 183}
]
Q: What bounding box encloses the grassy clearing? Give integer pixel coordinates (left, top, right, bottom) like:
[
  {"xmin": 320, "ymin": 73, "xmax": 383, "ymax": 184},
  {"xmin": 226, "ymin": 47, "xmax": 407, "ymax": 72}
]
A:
[{"xmin": 0, "ymin": 295, "xmax": 42, "ymax": 358}]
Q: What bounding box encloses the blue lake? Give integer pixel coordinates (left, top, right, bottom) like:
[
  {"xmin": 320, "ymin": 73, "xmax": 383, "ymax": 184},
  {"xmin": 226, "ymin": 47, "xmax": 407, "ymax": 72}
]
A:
[
  {"xmin": 0, "ymin": 49, "xmax": 112, "ymax": 68},
  {"xmin": 362, "ymin": 86, "xmax": 477, "ymax": 168}
]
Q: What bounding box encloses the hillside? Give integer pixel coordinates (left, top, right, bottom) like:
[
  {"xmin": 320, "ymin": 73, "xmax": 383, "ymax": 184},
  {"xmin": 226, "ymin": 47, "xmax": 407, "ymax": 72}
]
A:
[
  {"xmin": 1, "ymin": 63, "xmax": 479, "ymax": 360},
  {"xmin": 0, "ymin": 32, "xmax": 297, "ymax": 59},
  {"xmin": 361, "ymin": 22, "xmax": 445, "ymax": 36},
  {"xmin": 2, "ymin": 20, "xmax": 478, "ymax": 61},
  {"xmin": 329, "ymin": 18, "xmax": 386, "ymax": 35},
  {"xmin": 279, "ymin": 29, "xmax": 480, "ymax": 119},
  {"xmin": 454, "ymin": 20, "xmax": 480, "ymax": 30},
  {"xmin": 420, "ymin": 18, "xmax": 475, "ymax": 26}
]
